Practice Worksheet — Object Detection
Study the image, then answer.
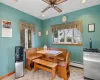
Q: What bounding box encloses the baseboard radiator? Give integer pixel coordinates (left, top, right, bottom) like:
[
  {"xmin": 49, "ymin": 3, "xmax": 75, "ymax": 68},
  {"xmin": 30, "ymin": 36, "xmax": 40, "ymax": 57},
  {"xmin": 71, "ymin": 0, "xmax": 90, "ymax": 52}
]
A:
[{"xmin": 70, "ymin": 61, "xmax": 83, "ymax": 68}]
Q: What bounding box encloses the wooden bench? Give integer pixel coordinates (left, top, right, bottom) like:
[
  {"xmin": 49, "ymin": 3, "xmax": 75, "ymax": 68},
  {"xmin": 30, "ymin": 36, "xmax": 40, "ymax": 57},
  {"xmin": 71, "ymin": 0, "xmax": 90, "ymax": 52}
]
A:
[{"xmin": 32, "ymin": 59, "xmax": 57, "ymax": 80}]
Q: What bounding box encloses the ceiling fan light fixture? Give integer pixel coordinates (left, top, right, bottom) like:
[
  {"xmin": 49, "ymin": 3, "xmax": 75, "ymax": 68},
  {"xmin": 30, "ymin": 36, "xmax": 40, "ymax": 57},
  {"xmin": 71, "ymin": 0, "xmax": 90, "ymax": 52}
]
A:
[
  {"xmin": 42, "ymin": 14, "xmax": 44, "ymax": 17},
  {"xmin": 13, "ymin": 0, "xmax": 18, "ymax": 2},
  {"xmin": 82, "ymin": 0, "xmax": 86, "ymax": 4}
]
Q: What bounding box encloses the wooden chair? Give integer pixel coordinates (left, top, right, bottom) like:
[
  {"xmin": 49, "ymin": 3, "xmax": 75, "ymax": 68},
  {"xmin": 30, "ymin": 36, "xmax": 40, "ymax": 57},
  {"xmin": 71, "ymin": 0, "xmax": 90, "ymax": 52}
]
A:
[{"xmin": 57, "ymin": 52, "xmax": 71, "ymax": 80}]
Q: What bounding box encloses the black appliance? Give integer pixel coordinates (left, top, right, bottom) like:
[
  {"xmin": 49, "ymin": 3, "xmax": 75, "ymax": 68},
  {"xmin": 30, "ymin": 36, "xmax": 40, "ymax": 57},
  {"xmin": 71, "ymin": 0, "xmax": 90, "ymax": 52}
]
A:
[
  {"xmin": 15, "ymin": 46, "xmax": 24, "ymax": 62},
  {"xmin": 15, "ymin": 46, "xmax": 24, "ymax": 79},
  {"xmin": 89, "ymin": 38, "xmax": 92, "ymax": 49}
]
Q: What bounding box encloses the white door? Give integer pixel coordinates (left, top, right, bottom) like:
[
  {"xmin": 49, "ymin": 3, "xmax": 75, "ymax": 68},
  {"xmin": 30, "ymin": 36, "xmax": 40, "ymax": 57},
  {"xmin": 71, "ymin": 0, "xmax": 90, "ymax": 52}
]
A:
[{"xmin": 25, "ymin": 29, "xmax": 28, "ymax": 49}]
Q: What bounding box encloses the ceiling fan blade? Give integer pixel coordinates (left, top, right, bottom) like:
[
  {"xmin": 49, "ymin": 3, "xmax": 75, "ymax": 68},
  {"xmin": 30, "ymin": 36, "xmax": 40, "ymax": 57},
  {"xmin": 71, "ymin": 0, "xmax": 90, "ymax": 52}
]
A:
[
  {"xmin": 54, "ymin": 6, "xmax": 62, "ymax": 13},
  {"xmin": 42, "ymin": 6, "xmax": 51, "ymax": 13},
  {"xmin": 42, "ymin": 0, "xmax": 51, "ymax": 5},
  {"xmin": 55, "ymin": 0, "xmax": 67, "ymax": 5}
]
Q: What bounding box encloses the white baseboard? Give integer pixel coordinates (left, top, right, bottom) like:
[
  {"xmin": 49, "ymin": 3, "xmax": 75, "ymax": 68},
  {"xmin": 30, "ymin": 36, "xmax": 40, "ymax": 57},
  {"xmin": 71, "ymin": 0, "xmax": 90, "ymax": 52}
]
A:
[{"xmin": 70, "ymin": 62, "xmax": 83, "ymax": 68}]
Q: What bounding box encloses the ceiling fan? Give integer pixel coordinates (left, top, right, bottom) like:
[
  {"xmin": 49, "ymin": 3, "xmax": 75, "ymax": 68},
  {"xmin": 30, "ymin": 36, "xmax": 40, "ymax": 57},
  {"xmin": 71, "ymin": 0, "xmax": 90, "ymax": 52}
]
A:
[{"xmin": 42, "ymin": 0, "xmax": 67, "ymax": 13}]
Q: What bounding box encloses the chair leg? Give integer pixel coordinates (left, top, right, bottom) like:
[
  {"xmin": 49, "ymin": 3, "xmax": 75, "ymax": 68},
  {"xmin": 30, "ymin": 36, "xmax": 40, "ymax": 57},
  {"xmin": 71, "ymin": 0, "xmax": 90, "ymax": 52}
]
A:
[
  {"xmin": 57, "ymin": 65, "xmax": 62, "ymax": 78},
  {"xmin": 67, "ymin": 70, "xmax": 70, "ymax": 78},
  {"xmin": 63, "ymin": 68, "xmax": 68, "ymax": 80},
  {"xmin": 64, "ymin": 75, "xmax": 68, "ymax": 80},
  {"xmin": 58, "ymin": 65, "xmax": 68, "ymax": 80}
]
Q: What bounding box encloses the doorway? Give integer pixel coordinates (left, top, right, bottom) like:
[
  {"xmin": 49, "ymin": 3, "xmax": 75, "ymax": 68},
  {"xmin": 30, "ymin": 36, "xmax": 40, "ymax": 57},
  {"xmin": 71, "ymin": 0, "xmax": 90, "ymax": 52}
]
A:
[{"xmin": 20, "ymin": 29, "xmax": 32, "ymax": 49}]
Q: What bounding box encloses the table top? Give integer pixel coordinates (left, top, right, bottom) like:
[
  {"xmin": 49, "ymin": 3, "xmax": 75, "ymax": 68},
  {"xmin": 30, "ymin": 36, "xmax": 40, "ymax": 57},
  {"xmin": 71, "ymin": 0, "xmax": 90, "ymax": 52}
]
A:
[{"xmin": 36, "ymin": 50, "xmax": 62, "ymax": 56}]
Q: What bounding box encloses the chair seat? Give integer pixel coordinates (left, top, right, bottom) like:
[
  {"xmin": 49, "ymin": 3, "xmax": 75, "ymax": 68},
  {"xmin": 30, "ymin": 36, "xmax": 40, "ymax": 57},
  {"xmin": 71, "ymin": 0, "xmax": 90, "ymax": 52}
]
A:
[
  {"xmin": 57, "ymin": 56, "xmax": 65, "ymax": 61},
  {"xmin": 58, "ymin": 61, "xmax": 66, "ymax": 67}
]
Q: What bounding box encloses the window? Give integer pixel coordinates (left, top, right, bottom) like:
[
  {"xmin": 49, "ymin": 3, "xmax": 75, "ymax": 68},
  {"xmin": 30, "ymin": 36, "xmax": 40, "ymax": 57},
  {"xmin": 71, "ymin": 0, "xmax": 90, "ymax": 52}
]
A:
[{"xmin": 52, "ymin": 20, "xmax": 82, "ymax": 46}]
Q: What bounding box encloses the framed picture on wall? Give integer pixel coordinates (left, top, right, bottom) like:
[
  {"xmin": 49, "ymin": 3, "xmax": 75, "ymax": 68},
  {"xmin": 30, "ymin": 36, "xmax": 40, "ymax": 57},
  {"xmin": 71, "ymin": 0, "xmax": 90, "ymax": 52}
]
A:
[
  {"xmin": 2, "ymin": 20, "xmax": 12, "ymax": 37},
  {"xmin": 38, "ymin": 32, "xmax": 41, "ymax": 36},
  {"xmin": 46, "ymin": 30, "xmax": 48, "ymax": 35},
  {"xmin": 88, "ymin": 24, "xmax": 95, "ymax": 32}
]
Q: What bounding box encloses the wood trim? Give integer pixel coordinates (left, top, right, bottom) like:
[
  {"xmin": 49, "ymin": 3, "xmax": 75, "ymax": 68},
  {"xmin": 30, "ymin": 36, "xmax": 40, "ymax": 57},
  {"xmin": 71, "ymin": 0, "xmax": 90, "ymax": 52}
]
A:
[
  {"xmin": 52, "ymin": 43, "xmax": 82, "ymax": 46},
  {"xmin": 0, "ymin": 66, "xmax": 26, "ymax": 80},
  {"xmin": 20, "ymin": 21, "xmax": 36, "ymax": 33},
  {"xmin": 0, "ymin": 72, "xmax": 14, "ymax": 80}
]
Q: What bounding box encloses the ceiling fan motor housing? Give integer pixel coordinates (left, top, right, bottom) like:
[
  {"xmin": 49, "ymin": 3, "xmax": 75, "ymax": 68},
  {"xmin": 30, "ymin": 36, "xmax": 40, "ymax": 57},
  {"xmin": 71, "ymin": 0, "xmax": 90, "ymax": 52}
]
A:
[{"xmin": 42, "ymin": 0, "xmax": 67, "ymax": 13}]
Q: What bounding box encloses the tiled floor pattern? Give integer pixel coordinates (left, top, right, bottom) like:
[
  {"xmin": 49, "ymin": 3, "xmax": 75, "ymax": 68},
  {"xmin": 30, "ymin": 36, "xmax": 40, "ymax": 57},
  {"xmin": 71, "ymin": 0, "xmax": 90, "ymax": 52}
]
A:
[{"xmin": 3, "ymin": 67, "xmax": 84, "ymax": 80}]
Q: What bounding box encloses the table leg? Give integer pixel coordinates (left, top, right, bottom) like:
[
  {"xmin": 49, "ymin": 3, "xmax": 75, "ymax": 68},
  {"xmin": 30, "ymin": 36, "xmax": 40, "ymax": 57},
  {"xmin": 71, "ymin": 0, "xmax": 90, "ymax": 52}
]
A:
[
  {"xmin": 34, "ymin": 63, "xmax": 38, "ymax": 72},
  {"xmin": 53, "ymin": 56, "xmax": 57, "ymax": 63},
  {"xmin": 42, "ymin": 55, "xmax": 46, "ymax": 60},
  {"xmin": 52, "ymin": 67, "xmax": 56, "ymax": 80}
]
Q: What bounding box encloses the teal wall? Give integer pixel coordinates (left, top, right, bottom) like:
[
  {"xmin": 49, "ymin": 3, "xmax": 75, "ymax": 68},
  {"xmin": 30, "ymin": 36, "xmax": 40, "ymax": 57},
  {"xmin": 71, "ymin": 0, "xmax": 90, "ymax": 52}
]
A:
[
  {"xmin": 0, "ymin": 2, "xmax": 100, "ymax": 77},
  {"xmin": 0, "ymin": 3, "xmax": 42, "ymax": 76},
  {"xmin": 42, "ymin": 5, "xmax": 100, "ymax": 63}
]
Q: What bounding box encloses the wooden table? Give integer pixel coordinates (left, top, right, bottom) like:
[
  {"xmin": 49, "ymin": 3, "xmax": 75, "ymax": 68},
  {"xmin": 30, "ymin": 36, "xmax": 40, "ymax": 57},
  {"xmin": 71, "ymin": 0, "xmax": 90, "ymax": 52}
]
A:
[{"xmin": 36, "ymin": 50, "xmax": 62, "ymax": 62}]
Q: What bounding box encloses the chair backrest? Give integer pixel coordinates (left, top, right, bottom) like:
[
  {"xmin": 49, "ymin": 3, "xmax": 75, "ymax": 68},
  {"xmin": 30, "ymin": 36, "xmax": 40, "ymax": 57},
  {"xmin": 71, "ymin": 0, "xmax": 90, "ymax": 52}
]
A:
[
  {"xmin": 66, "ymin": 52, "xmax": 71, "ymax": 65},
  {"xmin": 66, "ymin": 52, "xmax": 71, "ymax": 78}
]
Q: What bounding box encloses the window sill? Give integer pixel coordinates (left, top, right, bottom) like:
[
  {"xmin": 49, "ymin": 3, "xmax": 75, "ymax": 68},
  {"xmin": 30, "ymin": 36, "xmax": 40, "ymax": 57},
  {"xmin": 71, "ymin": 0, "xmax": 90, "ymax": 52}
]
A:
[{"xmin": 52, "ymin": 43, "xmax": 82, "ymax": 46}]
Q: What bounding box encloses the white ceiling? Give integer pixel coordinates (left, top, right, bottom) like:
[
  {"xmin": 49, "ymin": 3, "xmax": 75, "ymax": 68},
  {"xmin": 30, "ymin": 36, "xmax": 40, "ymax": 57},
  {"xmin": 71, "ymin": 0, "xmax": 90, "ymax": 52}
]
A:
[{"xmin": 0, "ymin": 0, "xmax": 100, "ymax": 20}]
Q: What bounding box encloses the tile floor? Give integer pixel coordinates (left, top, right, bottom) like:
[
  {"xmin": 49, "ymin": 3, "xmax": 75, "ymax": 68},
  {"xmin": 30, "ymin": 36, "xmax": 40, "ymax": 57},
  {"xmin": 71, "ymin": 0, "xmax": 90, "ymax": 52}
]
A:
[{"xmin": 3, "ymin": 67, "xmax": 85, "ymax": 80}]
